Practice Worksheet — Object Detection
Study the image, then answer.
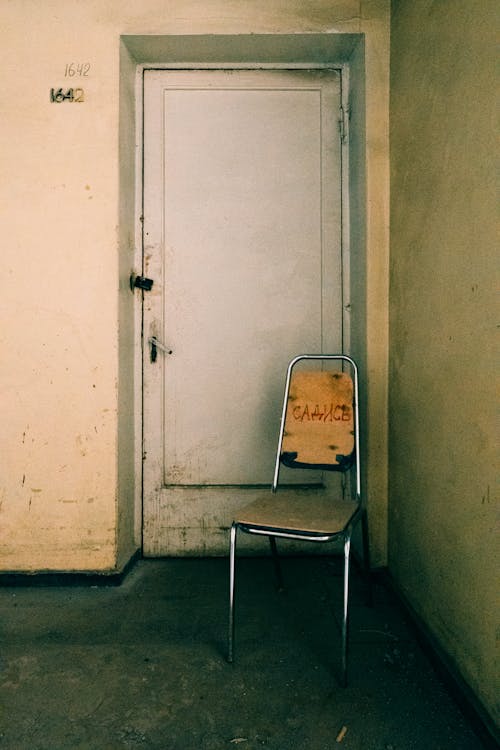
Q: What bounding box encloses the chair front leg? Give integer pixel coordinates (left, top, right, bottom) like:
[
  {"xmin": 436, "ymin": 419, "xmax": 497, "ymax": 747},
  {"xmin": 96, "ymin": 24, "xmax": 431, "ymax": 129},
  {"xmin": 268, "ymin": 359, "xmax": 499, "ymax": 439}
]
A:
[
  {"xmin": 228, "ymin": 522, "xmax": 237, "ymax": 663},
  {"xmin": 341, "ymin": 531, "xmax": 352, "ymax": 688}
]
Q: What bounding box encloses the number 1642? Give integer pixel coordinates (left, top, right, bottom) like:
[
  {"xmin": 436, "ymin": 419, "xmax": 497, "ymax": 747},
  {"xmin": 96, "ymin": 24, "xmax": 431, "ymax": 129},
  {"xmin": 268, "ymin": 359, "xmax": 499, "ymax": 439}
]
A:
[{"xmin": 50, "ymin": 88, "xmax": 84, "ymax": 103}]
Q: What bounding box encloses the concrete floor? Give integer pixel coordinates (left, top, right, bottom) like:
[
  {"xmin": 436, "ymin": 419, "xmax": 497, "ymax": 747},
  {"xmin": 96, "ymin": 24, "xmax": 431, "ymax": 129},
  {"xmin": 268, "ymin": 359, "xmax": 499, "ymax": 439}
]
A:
[{"xmin": 0, "ymin": 557, "xmax": 485, "ymax": 750}]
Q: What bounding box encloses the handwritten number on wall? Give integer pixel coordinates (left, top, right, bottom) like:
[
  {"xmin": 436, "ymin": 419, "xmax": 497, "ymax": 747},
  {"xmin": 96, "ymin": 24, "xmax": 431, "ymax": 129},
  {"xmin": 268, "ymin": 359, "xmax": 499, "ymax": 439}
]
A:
[{"xmin": 64, "ymin": 63, "xmax": 90, "ymax": 77}]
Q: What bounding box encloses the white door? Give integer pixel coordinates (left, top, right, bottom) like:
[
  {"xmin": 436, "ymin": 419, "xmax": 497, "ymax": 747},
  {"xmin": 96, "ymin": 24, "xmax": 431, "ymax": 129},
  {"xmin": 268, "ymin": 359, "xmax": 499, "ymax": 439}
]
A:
[{"xmin": 142, "ymin": 69, "xmax": 343, "ymax": 555}]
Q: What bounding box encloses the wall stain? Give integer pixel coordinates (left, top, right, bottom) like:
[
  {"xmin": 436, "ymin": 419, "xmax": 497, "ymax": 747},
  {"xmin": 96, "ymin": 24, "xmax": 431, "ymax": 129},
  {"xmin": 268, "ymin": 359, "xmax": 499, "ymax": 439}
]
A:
[{"xmin": 76, "ymin": 434, "xmax": 88, "ymax": 456}]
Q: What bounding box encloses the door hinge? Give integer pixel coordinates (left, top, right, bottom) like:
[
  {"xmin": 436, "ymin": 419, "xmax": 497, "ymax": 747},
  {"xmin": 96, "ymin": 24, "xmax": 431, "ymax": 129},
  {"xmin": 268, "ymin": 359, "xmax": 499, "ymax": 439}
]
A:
[{"xmin": 339, "ymin": 105, "xmax": 349, "ymax": 145}]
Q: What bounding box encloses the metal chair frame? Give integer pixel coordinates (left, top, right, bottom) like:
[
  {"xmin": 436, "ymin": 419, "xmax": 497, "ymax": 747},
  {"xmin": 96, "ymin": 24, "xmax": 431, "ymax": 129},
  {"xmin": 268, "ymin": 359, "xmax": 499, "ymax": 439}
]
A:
[{"xmin": 228, "ymin": 354, "xmax": 369, "ymax": 687}]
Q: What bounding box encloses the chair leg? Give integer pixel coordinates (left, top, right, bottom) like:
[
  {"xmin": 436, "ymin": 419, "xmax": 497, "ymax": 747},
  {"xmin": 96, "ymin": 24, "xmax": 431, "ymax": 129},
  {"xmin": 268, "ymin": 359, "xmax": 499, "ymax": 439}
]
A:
[
  {"xmin": 341, "ymin": 533, "xmax": 351, "ymax": 688},
  {"xmin": 361, "ymin": 508, "xmax": 373, "ymax": 607},
  {"xmin": 269, "ymin": 536, "xmax": 285, "ymax": 592},
  {"xmin": 228, "ymin": 523, "xmax": 237, "ymax": 663}
]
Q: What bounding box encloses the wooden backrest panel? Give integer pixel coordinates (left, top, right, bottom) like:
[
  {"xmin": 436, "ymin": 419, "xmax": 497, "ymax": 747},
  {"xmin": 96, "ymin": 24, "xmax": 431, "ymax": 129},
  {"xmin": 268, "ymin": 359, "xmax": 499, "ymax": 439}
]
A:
[{"xmin": 281, "ymin": 370, "xmax": 354, "ymax": 470}]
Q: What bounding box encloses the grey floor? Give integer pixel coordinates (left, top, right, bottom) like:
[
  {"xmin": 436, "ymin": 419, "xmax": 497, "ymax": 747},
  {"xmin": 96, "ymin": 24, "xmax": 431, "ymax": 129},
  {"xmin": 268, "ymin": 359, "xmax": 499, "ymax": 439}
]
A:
[{"xmin": 0, "ymin": 557, "xmax": 485, "ymax": 750}]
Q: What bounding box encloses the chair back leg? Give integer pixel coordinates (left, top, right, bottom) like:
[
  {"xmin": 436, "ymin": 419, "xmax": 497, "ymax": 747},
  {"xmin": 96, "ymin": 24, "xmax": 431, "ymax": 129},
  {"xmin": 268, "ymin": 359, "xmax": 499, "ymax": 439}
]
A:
[
  {"xmin": 361, "ymin": 509, "xmax": 373, "ymax": 607},
  {"xmin": 269, "ymin": 537, "xmax": 285, "ymax": 592}
]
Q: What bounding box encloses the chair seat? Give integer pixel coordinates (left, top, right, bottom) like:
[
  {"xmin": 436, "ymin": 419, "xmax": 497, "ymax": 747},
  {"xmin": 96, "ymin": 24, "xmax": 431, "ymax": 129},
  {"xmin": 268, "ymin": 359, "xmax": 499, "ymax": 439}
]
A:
[{"xmin": 234, "ymin": 490, "xmax": 359, "ymax": 536}]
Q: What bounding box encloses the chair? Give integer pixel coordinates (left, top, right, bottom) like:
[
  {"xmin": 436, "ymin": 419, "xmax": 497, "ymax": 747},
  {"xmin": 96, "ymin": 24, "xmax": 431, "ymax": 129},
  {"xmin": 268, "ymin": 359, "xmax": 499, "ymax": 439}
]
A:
[{"xmin": 227, "ymin": 354, "xmax": 370, "ymax": 686}]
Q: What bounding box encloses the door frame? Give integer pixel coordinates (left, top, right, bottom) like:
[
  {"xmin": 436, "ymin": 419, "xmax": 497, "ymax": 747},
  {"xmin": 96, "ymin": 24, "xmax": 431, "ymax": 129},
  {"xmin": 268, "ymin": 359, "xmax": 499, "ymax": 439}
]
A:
[{"xmin": 133, "ymin": 61, "xmax": 352, "ymax": 553}]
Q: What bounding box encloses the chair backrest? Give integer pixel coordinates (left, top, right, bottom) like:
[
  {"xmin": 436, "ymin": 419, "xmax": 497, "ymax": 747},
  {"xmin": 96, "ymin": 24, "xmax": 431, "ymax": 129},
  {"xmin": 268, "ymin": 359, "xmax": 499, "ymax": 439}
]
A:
[{"xmin": 272, "ymin": 355, "xmax": 360, "ymax": 494}]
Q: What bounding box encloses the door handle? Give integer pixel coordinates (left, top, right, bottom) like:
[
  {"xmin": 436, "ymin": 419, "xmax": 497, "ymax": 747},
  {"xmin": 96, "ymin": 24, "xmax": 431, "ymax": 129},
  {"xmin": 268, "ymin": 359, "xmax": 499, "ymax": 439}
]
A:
[
  {"xmin": 130, "ymin": 273, "xmax": 154, "ymax": 292},
  {"xmin": 149, "ymin": 336, "xmax": 172, "ymax": 362}
]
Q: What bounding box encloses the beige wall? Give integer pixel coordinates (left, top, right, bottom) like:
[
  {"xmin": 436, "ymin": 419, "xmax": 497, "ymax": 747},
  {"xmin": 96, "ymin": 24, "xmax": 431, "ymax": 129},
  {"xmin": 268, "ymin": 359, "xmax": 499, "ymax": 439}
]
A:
[
  {"xmin": 389, "ymin": 0, "xmax": 498, "ymax": 726},
  {"xmin": 0, "ymin": 0, "xmax": 390, "ymax": 571}
]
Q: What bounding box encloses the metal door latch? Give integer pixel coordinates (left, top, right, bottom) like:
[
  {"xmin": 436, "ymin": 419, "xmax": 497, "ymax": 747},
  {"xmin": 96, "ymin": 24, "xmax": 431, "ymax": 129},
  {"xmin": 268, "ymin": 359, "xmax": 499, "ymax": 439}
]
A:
[
  {"xmin": 149, "ymin": 336, "xmax": 172, "ymax": 362},
  {"xmin": 130, "ymin": 273, "xmax": 154, "ymax": 292}
]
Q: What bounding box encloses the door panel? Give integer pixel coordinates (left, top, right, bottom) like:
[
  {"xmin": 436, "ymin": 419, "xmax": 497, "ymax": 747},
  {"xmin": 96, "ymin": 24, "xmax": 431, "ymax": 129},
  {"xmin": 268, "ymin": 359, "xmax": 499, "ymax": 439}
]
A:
[{"xmin": 142, "ymin": 69, "xmax": 343, "ymax": 555}]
